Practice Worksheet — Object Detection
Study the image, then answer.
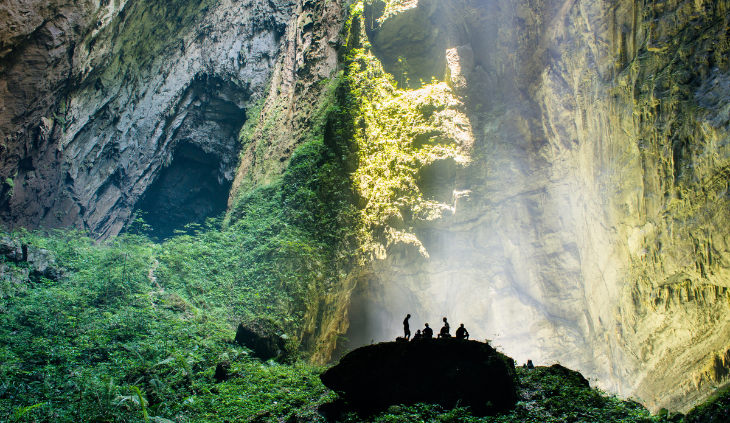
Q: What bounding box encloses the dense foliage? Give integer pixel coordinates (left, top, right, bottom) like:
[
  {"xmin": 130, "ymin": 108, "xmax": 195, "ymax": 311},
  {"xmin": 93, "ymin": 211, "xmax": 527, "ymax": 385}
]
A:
[
  {"xmin": 0, "ymin": 247, "xmax": 697, "ymax": 423},
  {"xmin": 684, "ymin": 385, "xmax": 730, "ymax": 423},
  {"xmin": 0, "ymin": 228, "xmax": 340, "ymax": 422},
  {"xmin": 341, "ymin": 4, "xmax": 471, "ymax": 259}
]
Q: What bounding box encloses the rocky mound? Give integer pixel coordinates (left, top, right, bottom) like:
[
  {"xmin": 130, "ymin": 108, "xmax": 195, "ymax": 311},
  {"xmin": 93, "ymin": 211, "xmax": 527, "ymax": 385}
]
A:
[
  {"xmin": 319, "ymin": 339, "xmax": 517, "ymax": 416},
  {"xmin": 0, "ymin": 236, "xmax": 64, "ymax": 281}
]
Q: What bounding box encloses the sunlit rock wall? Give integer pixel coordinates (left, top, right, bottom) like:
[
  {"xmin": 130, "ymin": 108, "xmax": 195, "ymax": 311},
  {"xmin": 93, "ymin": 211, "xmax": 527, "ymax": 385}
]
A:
[{"xmin": 342, "ymin": 0, "xmax": 730, "ymax": 413}]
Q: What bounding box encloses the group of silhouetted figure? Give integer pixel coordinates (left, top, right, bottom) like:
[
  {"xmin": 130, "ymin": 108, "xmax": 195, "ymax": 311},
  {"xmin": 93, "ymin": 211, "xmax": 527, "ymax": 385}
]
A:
[{"xmin": 400, "ymin": 314, "xmax": 469, "ymax": 341}]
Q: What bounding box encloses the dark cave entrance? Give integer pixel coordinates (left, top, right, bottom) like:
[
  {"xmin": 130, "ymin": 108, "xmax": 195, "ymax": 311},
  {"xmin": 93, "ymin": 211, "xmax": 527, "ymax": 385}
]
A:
[
  {"xmin": 133, "ymin": 74, "xmax": 249, "ymax": 240},
  {"xmin": 135, "ymin": 144, "xmax": 232, "ymax": 240}
]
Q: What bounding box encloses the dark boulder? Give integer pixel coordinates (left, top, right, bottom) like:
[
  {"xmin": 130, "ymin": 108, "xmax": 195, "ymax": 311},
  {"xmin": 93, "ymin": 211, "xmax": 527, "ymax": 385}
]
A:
[
  {"xmin": 0, "ymin": 237, "xmax": 22, "ymax": 259},
  {"xmin": 0, "ymin": 237, "xmax": 64, "ymax": 281},
  {"xmin": 25, "ymin": 245, "xmax": 64, "ymax": 281},
  {"xmin": 214, "ymin": 361, "xmax": 231, "ymax": 383},
  {"xmin": 234, "ymin": 319, "xmax": 288, "ymax": 361},
  {"xmin": 319, "ymin": 339, "xmax": 518, "ymax": 416}
]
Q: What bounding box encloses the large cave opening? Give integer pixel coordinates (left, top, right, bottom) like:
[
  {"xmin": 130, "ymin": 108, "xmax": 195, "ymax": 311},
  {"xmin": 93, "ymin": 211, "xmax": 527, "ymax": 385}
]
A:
[
  {"xmin": 135, "ymin": 144, "xmax": 233, "ymax": 240},
  {"xmin": 133, "ymin": 74, "xmax": 248, "ymax": 240}
]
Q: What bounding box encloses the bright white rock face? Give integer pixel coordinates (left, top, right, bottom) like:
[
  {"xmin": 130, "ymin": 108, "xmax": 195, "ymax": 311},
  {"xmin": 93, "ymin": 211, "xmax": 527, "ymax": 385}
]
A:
[{"xmin": 341, "ymin": 0, "xmax": 730, "ymax": 414}]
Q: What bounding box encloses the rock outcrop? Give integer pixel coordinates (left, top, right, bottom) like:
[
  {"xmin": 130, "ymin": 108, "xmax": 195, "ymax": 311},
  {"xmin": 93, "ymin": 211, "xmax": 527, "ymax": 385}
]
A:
[
  {"xmin": 0, "ymin": 236, "xmax": 63, "ymax": 281},
  {"xmin": 319, "ymin": 339, "xmax": 518, "ymax": 416},
  {"xmin": 234, "ymin": 320, "xmax": 289, "ymax": 362},
  {"xmin": 0, "ymin": 236, "xmax": 64, "ymax": 310}
]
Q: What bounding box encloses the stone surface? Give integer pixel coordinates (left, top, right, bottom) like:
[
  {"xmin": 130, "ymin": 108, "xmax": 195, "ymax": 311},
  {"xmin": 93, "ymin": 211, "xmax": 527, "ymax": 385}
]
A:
[
  {"xmin": 0, "ymin": 0, "xmax": 296, "ymax": 237},
  {"xmin": 0, "ymin": 236, "xmax": 63, "ymax": 287},
  {"xmin": 337, "ymin": 0, "xmax": 730, "ymax": 414},
  {"xmin": 234, "ymin": 320, "xmax": 289, "ymax": 362},
  {"xmin": 319, "ymin": 339, "xmax": 518, "ymax": 416}
]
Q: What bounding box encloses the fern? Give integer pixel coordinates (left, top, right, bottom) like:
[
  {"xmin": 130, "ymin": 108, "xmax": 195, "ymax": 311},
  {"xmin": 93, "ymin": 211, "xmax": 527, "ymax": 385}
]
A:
[
  {"xmin": 116, "ymin": 386, "xmax": 149, "ymax": 423},
  {"xmin": 12, "ymin": 403, "xmax": 43, "ymax": 422},
  {"xmin": 129, "ymin": 386, "xmax": 149, "ymax": 423}
]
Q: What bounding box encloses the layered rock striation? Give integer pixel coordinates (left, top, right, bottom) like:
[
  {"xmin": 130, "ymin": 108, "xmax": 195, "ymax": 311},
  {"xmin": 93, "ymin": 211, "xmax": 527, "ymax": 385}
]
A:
[
  {"xmin": 335, "ymin": 0, "xmax": 730, "ymax": 413},
  {"xmin": 0, "ymin": 0, "xmax": 298, "ymax": 237}
]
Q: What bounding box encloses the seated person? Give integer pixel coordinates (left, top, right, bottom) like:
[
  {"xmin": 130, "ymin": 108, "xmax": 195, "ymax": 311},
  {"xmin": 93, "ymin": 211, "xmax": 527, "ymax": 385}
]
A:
[
  {"xmin": 422, "ymin": 323, "xmax": 433, "ymax": 339},
  {"xmin": 455, "ymin": 323, "xmax": 469, "ymax": 340},
  {"xmin": 411, "ymin": 329, "xmax": 423, "ymax": 341},
  {"xmin": 437, "ymin": 317, "xmax": 451, "ymax": 338}
]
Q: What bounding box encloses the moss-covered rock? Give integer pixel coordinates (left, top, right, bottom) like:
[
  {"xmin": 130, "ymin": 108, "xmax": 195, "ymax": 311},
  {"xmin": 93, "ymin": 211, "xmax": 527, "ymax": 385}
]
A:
[{"xmin": 235, "ymin": 319, "xmax": 289, "ymax": 362}]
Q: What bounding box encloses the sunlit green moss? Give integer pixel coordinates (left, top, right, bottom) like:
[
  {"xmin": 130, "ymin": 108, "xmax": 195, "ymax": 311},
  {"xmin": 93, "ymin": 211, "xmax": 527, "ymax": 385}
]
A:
[{"xmin": 340, "ymin": 4, "xmax": 471, "ymax": 259}]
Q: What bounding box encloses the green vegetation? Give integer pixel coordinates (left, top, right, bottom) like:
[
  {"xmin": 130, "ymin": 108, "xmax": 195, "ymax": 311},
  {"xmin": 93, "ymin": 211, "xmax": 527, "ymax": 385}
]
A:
[
  {"xmin": 0, "ymin": 228, "xmax": 337, "ymax": 422},
  {"xmin": 0, "ymin": 28, "xmax": 359, "ymax": 418},
  {"xmin": 684, "ymin": 384, "xmax": 730, "ymax": 423},
  {"xmin": 0, "ymin": 236, "xmax": 694, "ymax": 423},
  {"xmin": 341, "ymin": 3, "xmax": 470, "ymax": 259}
]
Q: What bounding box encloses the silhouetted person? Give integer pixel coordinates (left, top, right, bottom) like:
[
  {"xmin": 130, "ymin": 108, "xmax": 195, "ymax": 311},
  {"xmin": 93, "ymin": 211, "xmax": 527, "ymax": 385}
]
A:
[
  {"xmin": 411, "ymin": 329, "xmax": 422, "ymax": 341},
  {"xmin": 527, "ymin": 359, "xmax": 534, "ymax": 370},
  {"xmin": 438, "ymin": 317, "xmax": 451, "ymax": 338},
  {"xmin": 403, "ymin": 314, "xmax": 411, "ymax": 340},
  {"xmin": 455, "ymin": 323, "xmax": 469, "ymax": 340},
  {"xmin": 423, "ymin": 323, "xmax": 433, "ymax": 339}
]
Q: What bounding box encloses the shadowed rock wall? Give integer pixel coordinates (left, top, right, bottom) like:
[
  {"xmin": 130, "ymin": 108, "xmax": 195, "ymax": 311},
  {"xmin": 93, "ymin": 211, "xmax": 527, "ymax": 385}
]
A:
[{"xmin": 0, "ymin": 0, "xmax": 295, "ymax": 237}]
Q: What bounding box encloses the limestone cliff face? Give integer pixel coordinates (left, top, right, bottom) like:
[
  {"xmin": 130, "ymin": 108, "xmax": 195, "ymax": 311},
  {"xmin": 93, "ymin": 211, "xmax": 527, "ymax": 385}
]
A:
[
  {"xmin": 2, "ymin": 0, "xmax": 730, "ymax": 414},
  {"xmin": 338, "ymin": 0, "xmax": 730, "ymax": 413},
  {"xmin": 0, "ymin": 0, "xmax": 298, "ymax": 237}
]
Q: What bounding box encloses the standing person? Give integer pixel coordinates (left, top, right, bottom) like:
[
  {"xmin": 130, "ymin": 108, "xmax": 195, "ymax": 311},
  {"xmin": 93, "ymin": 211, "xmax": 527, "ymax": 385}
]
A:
[
  {"xmin": 423, "ymin": 323, "xmax": 433, "ymax": 339},
  {"xmin": 403, "ymin": 314, "xmax": 411, "ymax": 340}
]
